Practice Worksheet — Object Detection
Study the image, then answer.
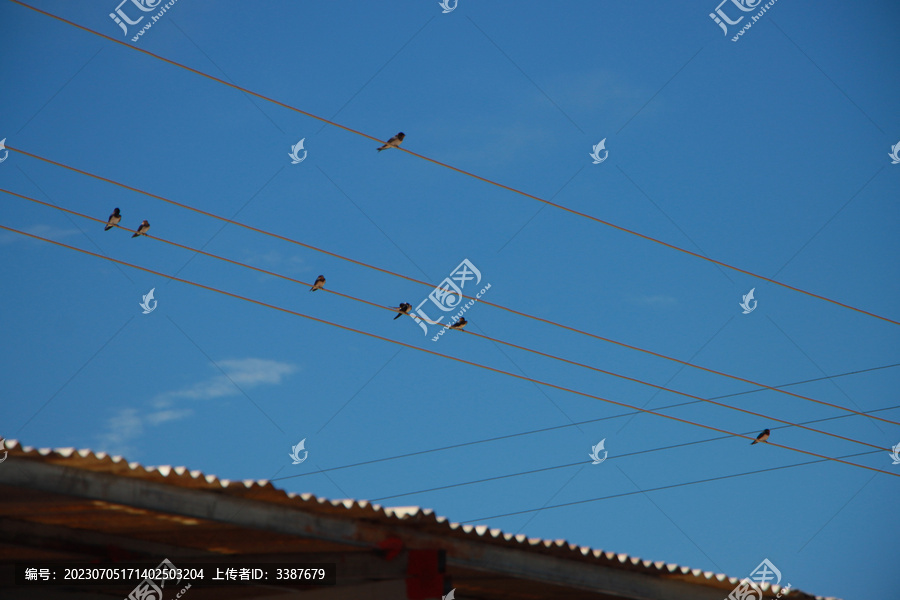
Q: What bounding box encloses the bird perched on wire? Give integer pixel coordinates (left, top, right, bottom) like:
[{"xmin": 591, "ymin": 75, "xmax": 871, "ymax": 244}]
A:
[
  {"xmin": 751, "ymin": 429, "xmax": 770, "ymax": 445},
  {"xmin": 449, "ymin": 317, "xmax": 467, "ymax": 330},
  {"xmin": 393, "ymin": 303, "xmax": 412, "ymax": 320},
  {"xmin": 309, "ymin": 275, "xmax": 326, "ymax": 292},
  {"xmin": 377, "ymin": 132, "xmax": 405, "ymax": 152},
  {"xmin": 131, "ymin": 220, "xmax": 150, "ymax": 238},
  {"xmin": 104, "ymin": 208, "xmax": 121, "ymax": 231}
]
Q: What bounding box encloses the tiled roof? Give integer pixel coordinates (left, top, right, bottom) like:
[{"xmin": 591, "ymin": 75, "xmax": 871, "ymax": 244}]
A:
[{"xmin": 0, "ymin": 439, "xmax": 837, "ymax": 600}]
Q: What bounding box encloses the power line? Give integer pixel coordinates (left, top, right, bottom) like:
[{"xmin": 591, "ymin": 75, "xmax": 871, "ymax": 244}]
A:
[
  {"xmin": 273, "ymin": 398, "xmax": 899, "ymax": 483},
  {"xmin": 9, "ymin": 0, "xmax": 897, "ymax": 327},
  {"xmin": 463, "ymin": 449, "xmax": 883, "ymax": 523},
  {"xmin": 3, "ymin": 222, "xmax": 897, "ymax": 479},
  {"xmin": 367, "ymin": 407, "xmax": 897, "ymax": 502},
  {"xmin": 7, "ymin": 187, "xmax": 895, "ymax": 453},
  {"xmin": 3, "ymin": 153, "xmax": 895, "ymax": 427}
]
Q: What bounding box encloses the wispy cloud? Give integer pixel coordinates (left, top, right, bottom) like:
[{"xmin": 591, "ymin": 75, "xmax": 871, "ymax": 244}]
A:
[
  {"xmin": 96, "ymin": 358, "xmax": 296, "ymax": 457},
  {"xmin": 95, "ymin": 407, "xmax": 144, "ymax": 458},
  {"xmin": 156, "ymin": 358, "xmax": 297, "ymax": 403}
]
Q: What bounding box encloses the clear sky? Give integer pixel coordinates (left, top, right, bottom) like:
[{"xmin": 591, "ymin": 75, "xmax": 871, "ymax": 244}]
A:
[{"xmin": 1, "ymin": 1, "xmax": 898, "ymax": 598}]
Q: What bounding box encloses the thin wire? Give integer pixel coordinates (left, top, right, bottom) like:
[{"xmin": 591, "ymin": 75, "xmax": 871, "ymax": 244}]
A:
[
  {"xmin": 3, "ymin": 223, "xmax": 897, "ymax": 479},
  {"xmin": 463, "ymin": 449, "xmax": 883, "ymax": 523},
  {"xmin": 370, "ymin": 410, "xmax": 897, "ymax": 502},
  {"xmin": 8, "ymin": 187, "xmax": 895, "ymax": 452},
  {"xmin": 273, "ymin": 398, "xmax": 900, "ymax": 482},
  {"xmin": 3, "ymin": 153, "xmax": 895, "ymax": 427},
  {"xmin": 9, "ymin": 0, "xmax": 897, "ymax": 327}
]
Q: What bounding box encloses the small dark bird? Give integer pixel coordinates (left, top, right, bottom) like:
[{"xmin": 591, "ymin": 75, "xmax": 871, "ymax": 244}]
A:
[
  {"xmin": 449, "ymin": 317, "xmax": 467, "ymax": 330},
  {"xmin": 310, "ymin": 275, "xmax": 326, "ymax": 291},
  {"xmin": 132, "ymin": 220, "xmax": 150, "ymax": 238},
  {"xmin": 751, "ymin": 429, "xmax": 770, "ymax": 445},
  {"xmin": 104, "ymin": 208, "xmax": 121, "ymax": 231},
  {"xmin": 393, "ymin": 303, "xmax": 412, "ymax": 320},
  {"xmin": 377, "ymin": 132, "xmax": 405, "ymax": 152}
]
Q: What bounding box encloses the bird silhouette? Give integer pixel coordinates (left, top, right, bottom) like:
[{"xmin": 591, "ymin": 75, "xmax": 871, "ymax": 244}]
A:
[
  {"xmin": 104, "ymin": 208, "xmax": 121, "ymax": 231},
  {"xmin": 377, "ymin": 132, "xmax": 405, "ymax": 152},
  {"xmin": 393, "ymin": 302, "xmax": 411, "ymax": 320},
  {"xmin": 310, "ymin": 275, "xmax": 326, "ymax": 291},
  {"xmin": 449, "ymin": 317, "xmax": 467, "ymax": 330},
  {"xmin": 751, "ymin": 429, "xmax": 770, "ymax": 445},
  {"xmin": 132, "ymin": 220, "xmax": 150, "ymax": 238}
]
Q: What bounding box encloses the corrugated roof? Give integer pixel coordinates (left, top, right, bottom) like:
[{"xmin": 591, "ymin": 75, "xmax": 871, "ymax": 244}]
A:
[{"xmin": 0, "ymin": 439, "xmax": 838, "ymax": 600}]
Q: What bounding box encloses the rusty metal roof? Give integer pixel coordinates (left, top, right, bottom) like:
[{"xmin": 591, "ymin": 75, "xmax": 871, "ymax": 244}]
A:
[{"xmin": 0, "ymin": 439, "xmax": 837, "ymax": 600}]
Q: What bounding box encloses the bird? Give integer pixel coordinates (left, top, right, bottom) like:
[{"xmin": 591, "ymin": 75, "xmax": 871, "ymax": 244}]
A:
[
  {"xmin": 751, "ymin": 429, "xmax": 770, "ymax": 445},
  {"xmin": 449, "ymin": 317, "xmax": 467, "ymax": 330},
  {"xmin": 393, "ymin": 303, "xmax": 411, "ymax": 320},
  {"xmin": 309, "ymin": 275, "xmax": 326, "ymax": 291},
  {"xmin": 104, "ymin": 208, "xmax": 121, "ymax": 231},
  {"xmin": 377, "ymin": 132, "xmax": 405, "ymax": 152},
  {"xmin": 131, "ymin": 220, "xmax": 150, "ymax": 238}
]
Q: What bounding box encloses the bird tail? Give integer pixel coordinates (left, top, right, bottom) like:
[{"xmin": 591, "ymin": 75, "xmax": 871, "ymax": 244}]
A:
[
  {"xmin": 309, "ymin": 287, "xmax": 315, "ymax": 292},
  {"xmin": 377, "ymin": 147, "xmax": 384, "ymax": 152},
  {"xmin": 104, "ymin": 225, "xmax": 113, "ymax": 231},
  {"xmin": 751, "ymin": 440, "xmax": 757, "ymax": 445},
  {"xmin": 131, "ymin": 233, "xmax": 139, "ymax": 238},
  {"xmin": 393, "ymin": 313, "xmax": 402, "ymax": 320}
]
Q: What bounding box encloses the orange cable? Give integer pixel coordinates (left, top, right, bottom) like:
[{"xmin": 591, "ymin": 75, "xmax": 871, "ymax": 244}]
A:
[
  {"xmin": 5, "ymin": 188, "xmax": 895, "ymax": 451},
  {"xmin": 2, "ymin": 152, "xmax": 895, "ymax": 427},
  {"xmin": 2, "ymin": 221, "xmax": 897, "ymax": 478},
  {"xmin": 8, "ymin": 0, "xmax": 898, "ymax": 328}
]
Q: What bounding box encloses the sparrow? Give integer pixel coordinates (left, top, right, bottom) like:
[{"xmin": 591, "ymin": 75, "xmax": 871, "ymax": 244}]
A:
[
  {"xmin": 751, "ymin": 429, "xmax": 770, "ymax": 445},
  {"xmin": 132, "ymin": 220, "xmax": 150, "ymax": 238},
  {"xmin": 310, "ymin": 275, "xmax": 326, "ymax": 291},
  {"xmin": 449, "ymin": 317, "xmax": 467, "ymax": 330},
  {"xmin": 393, "ymin": 302, "xmax": 411, "ymax": 320},
  {"xmin": 104, "ymin": 208, "xmax": 121, "ymax": 231},
  {"xmin": 377, "ymin": 132, "xmax": 405, "ymax": 152}
]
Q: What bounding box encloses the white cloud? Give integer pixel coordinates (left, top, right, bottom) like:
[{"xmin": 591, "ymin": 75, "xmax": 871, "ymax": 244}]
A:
[
  {"xmin": 96, "ymin": 358, "xmax": 295, "ymax": 458},
  {"xmin": 95, "ymin": 407, "xmax": 143, "ymax": 457},
  {"xmin": 144, "ymin": 408, "xmax": 193, "ymax": 426},
  {"xmin": 161, "ymin": 358, "xmax": 297, "ymax": 401}
]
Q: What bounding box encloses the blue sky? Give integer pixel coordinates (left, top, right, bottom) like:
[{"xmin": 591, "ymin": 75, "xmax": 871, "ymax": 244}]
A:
[{"xmin": 1, "ymin": 1, "xmax": 898, "ymax": 598}]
